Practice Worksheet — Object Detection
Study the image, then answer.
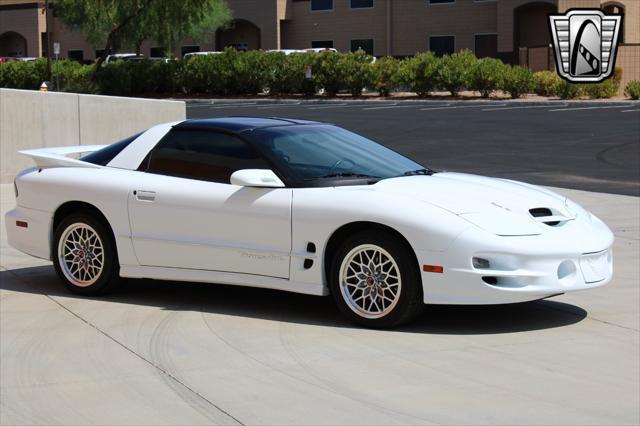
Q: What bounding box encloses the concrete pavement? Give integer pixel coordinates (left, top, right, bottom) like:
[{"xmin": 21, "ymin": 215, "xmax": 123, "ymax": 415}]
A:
[{"xmin": 1, "ymin": 183, "xmax": 638, "ymax": 425}]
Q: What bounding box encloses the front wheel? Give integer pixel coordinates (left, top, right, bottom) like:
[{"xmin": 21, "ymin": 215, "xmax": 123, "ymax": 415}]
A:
[
  {"xmin": 329, "ymin": 230, "xmax": 424, "ymax": 328},
  {"xmin": 53, "ymin": 213, "xmax": 120, "ymax": 295}
]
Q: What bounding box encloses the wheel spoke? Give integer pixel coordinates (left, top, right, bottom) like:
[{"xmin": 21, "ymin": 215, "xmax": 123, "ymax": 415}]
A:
[{"xmin": 339, "ymin": 244, "xmax": 402, "ymax": 319}]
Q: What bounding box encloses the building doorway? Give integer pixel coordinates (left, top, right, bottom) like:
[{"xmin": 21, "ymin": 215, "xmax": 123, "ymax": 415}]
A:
[
  {"xmin": 216, "ymin": 19, "xmax": 260, "ymax": 51},
  {"xmin": 0, "ymin": 31, "xmax": 28, "ymax": 57},
  {"xmin": 514, "ymin": 2, "xmax": 557, "ymax": 51}
]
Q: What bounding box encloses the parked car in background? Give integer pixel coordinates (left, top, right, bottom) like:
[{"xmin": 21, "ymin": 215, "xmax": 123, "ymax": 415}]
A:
[
  {"xmin": 183, "ymin": 51, "xmax": 223, "ymax": 59},
  {"xmin": 104, "ymin": 53, "xmax": 140, "ymax": 63}
]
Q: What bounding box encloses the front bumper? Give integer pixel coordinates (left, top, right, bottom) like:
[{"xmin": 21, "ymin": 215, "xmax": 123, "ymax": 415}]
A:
[{"xmin": 416, "ymin": 214, "xmax": 614, "ymax": 305}]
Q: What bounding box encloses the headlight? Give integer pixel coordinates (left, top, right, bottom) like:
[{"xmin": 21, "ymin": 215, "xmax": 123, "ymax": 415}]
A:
[{"xmin": 459, "ymin": 211, "xmax": 542, "ymax": 236}]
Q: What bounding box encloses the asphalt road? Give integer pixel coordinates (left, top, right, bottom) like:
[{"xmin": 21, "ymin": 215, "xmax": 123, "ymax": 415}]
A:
[
  {"xmin": 1, "ymin": 184, "xmax": 638, "ymax": 425},
  {"xmin": 187, "ymin": 100, "xmax": 640, "ymax": 196}
]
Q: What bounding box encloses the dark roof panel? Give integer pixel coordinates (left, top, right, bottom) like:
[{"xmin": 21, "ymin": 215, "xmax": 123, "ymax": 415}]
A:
[{"xmin": 175, "ymin": 117, "xmax": 322, "ymax": 132}]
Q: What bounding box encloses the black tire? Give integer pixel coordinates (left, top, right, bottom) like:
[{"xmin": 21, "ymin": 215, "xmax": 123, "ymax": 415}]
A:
[
  {"xmin": 52, "ymin": 213, "xmax": 121, "ymax": 296},
  {"xmin": 329, "ymin": 229, "xmax": 424, "ymax": 328}
]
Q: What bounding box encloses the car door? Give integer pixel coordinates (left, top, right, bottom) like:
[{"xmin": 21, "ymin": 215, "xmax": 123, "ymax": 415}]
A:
[{"xmin": 127, "ymin": 128, "xmax": 292, "ymax": 279}]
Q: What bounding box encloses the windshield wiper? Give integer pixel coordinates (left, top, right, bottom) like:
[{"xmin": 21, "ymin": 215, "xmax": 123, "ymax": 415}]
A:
[
  {"xmin": 401, "ymin": 168, "xmax": 436, "ymax": 176},
  {"xmin": 309, "ymin": 172, "xmax": 381, "ymax": 180}
]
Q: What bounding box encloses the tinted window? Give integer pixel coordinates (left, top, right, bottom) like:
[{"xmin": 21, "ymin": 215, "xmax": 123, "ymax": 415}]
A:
[
  {"xmin": 312, "ymin": 40, "xmax": 334, "ymax": 49},
  {"xmin": 311, "ymin": 0, "xmax": 333, "ymax": 10},
  {"xmin": 81, "ymin": 131, "xmax": 143, "ymax": 166},
  {"xmin": 351, "ymin": 0, "xmax": 373, "ymax": 7},
  {"xmin": 351, "ymin": 39, "xmax": 374, "ymax": 55},
  {"xmin": 429, "ymin": 36, "xmax": 455, "ymax": 57},
  {"xmin": 249, "ymin": 125, "xmax": 424, "ymax": 181},
  {"xmin": 475, "ymin": 34, "xmax": 497, "ymax": 58},
  {"xmin": 143, "ymin": 129, "xmax": 270, "ymax": 184}
]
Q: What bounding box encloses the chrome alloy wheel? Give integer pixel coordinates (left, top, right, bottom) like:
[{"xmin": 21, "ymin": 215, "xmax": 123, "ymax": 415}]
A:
[
  {"xmin": 57, "ymin": 223, "xmax": 104, "ymax": 287},
  {"xmin": 339, "ymin": 244, "xmax": 402, "ymax": 319}
]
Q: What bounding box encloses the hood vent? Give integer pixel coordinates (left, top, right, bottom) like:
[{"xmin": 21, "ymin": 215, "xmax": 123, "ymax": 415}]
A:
[{"xmin": 529, "ymin": 207, "xmax": 571, "ymax": 226}]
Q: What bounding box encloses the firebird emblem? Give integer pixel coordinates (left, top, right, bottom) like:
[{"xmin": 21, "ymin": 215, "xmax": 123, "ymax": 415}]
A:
[{"xmin": 549, "ymin": 9, "xmax": 622, "ymax": 82}]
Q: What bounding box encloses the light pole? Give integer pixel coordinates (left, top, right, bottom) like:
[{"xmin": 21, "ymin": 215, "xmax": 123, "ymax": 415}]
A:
[{"xmin": 45, "ymin": 0, "xmax": 52, "ymax": 82}]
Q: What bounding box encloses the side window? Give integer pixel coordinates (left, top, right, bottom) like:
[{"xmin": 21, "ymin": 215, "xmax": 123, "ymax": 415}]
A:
[
  {"xmin": 142, "ymin": 129, "xmax": 270, "ymax": 184},
  {"xmin": 81, "ymin": 131, "xmax": 143, "ymax": 166}
]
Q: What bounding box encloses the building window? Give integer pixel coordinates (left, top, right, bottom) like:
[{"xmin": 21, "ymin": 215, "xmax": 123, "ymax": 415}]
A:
[
  {"xmin": 429, "ymin": 36, "xmax": 455, "ymax": 57},
  {"xmin": 67, "ymin": 50, "xmax": 84, "ymax": 62},
  {"xmin": 351, "ymin": 39, "xmax": 374, "ymax": 55},
  {"xmin": 351, "ymin": 0, "xmax": 373, "ymax": 8},
  {"xmin": 311, "ymin": 0, "xmax": 333, "ymax": 11},
  {"xmin": 150, "ymin": 47, "xmax": 165, "ymax": 57},
  {"xmin": 181, "ymin": 45, "xmax": 200, "ymax": 57},
  {"xmin": 602, "ymin": 4, "xmax": 624, "ymax": 43},
  {"xmin": 429, "ymin": 0, "xmax": 455, "ymax": 4},
  {"xmin": 312, "ymin": 40, "xmax": 334, "ymax": 49},
  {"xmin": 474, "ymin": 34, "xmax": 497, "ymax": 58},
  {"xmin": 41, "ymin": 32, "xmax": 48, "ymax": 57}
]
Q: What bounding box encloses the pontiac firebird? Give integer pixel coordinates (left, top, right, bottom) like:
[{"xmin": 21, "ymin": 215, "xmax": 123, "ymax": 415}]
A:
[{"xmin": 6, "ymin": 117, "xmax": 614, "ymax": 327}]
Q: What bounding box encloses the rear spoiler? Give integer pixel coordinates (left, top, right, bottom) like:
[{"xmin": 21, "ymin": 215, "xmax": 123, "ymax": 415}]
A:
[{"xmin": 18, "ymin": 145, "xmax": 107, "ymax": 169}]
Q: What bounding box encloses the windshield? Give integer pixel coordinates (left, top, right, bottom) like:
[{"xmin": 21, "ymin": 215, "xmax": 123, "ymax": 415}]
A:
[{"xmin": 249, "ymin": 124, "xmax": 425, "ymax": 182}]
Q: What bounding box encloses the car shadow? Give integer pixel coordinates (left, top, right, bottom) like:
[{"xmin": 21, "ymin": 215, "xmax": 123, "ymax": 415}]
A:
[{"xmin": 0, "ymin": 265, "xmax": 587, "ymax": 334}]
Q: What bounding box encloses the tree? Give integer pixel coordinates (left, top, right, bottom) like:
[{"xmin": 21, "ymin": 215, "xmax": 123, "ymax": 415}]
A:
[{"xmin": 56, "ymin": 0, "xmax": 231, "ymax": 74}]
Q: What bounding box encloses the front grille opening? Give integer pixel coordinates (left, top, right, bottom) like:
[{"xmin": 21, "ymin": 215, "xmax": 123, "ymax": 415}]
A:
[
  {"xmin": 482, "ymin": 276, "xmax": 498, "ymax": 285},
  {"xmin": 529, "ymin": 207, "xmax": 560, "ymax": 226}
]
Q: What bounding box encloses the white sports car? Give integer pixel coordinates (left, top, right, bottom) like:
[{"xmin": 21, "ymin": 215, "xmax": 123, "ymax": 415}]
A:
[{"xmin": 6, "ymin": 117, "xmax": 614, "ymax": 327}]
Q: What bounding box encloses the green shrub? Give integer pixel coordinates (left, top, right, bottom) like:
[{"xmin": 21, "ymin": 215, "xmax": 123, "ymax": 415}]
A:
[
  {"xmin": 583, "ymin": 78, "xmax": 619, "ymax": 99},
  {"xmin": 624, "ymin": 80, "xmax": 640, "ymax": 100},
  {"xmin": 555, "ymin": 79, "xmax": 582, "ymax": 99},
  {"xmin": 340, "ymin": 52, "xmax": 375, "ymax": 97},
  {"xmin": 470, "ymin": 58, "xmax": 505, "ymax": 97},
  {"xmin": 500, "ymin": 65, "xmax": 535, "ymax": 98},
  {"xmin": 314, "ymin": 51, "xmax": 345, "ymax": 96},
  {"xmin": 533, "ymin": 70, "xmax": 561, "ymax": 97},
  {"xmin": 0, "ymin": 58, "xmax": 48, "ymax": 90},
  {"xmin": 371, "ymin": 56, "xmax": 400, "ymax": 97},
  {"xmin": 436, "ymin": 49, "xmax": 477, "ymax": 96},
  {"xmin": 50, "ymin": 60, "xmax": 97, "ymax": 93},
  {"xmin": 398, "ymin": 52, "xmax": 439, "ymax": 97},
  {"xmin": 231, "ymin": 49, "xmax": 274, "ymax": 95}
]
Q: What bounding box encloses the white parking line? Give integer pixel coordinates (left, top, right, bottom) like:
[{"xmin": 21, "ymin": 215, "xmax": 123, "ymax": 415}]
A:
[
  {"xmin": 206, "ymin": 103, "xmax": 271, "ymax": 110},
  {"xmin": 256, "ymin": 102, "xmax": 303, "ymax": 109},
  {"xmin": 187, "ymin": 102, "xmax": 257, "ymax": 108},
  {"xmin": 306, "ymin": 103, "xmax": 349, "ymax": 110},
  {"xmin": 420, "ymin": 103, "xmax": 506, "ymax": 111},
  {"xmin": 482, "ymin": 104, "xmax": 568, "ymax": 111},
  {"xmin": 362, "ymin": 103, "xmax": 450, "ymax": 111},
  {"xmin": 621, "ymin": 109, "xmax": 640, "ymax": 113},
  {"xmin": 548, "ymin": 105, "xmax": 630, "ymax": 112}
]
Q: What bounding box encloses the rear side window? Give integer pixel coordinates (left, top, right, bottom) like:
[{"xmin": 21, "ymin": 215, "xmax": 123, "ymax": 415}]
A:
[
  {"xmin": 81, "ymin": 132, "xmax": 143, "ymax": 166},
  {"xmin": 141, "ymin": 129, "xmax": 269, "ymax": 184}
]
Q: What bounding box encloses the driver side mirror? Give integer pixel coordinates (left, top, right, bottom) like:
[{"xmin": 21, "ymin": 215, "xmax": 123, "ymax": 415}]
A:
[{"xmin": 230, "ymin": 169, "xmax": 285, "ymax": 188}]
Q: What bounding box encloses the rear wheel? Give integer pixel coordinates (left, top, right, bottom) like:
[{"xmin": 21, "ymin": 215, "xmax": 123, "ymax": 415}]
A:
[
  {"xmin": 53, "ymin": 214, "xmax": 120, "ymax": 295},
  {"xmin": 329, "ymin": 230, "xmax": 423, "ymax": 328}
]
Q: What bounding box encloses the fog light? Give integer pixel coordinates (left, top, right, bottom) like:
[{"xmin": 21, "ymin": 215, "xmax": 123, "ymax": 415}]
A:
[{"xmin": 472, "ymin": 257, "xmax": 490, "ymax": 269}]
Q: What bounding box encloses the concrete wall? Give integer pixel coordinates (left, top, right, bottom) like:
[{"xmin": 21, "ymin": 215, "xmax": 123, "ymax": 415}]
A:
[{"xmin": 0, "ymin": 89, "xmax": 185, "ymax": 183}]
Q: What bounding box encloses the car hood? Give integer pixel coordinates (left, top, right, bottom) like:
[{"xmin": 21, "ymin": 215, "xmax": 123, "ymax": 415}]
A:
[{"xmin": 368, "ymin": 172, "xmax": 576, "ymax": 236}]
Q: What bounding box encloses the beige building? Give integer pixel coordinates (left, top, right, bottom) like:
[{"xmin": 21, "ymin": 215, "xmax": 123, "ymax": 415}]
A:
[{"xmin": 1, "ymin": 0, "xmax": 638, "ymax": 81}]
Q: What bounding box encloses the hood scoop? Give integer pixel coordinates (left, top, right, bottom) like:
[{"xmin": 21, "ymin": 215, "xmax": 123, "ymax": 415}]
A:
[{"xmin": 529, "ymin": 207, "xmax": 575, "ymax": 227}]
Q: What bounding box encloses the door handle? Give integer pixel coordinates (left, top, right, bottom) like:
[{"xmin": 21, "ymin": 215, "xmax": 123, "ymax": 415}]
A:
[{"xmin": 134, "ymin": 190, "xmax": 156, "ymax": 202}]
